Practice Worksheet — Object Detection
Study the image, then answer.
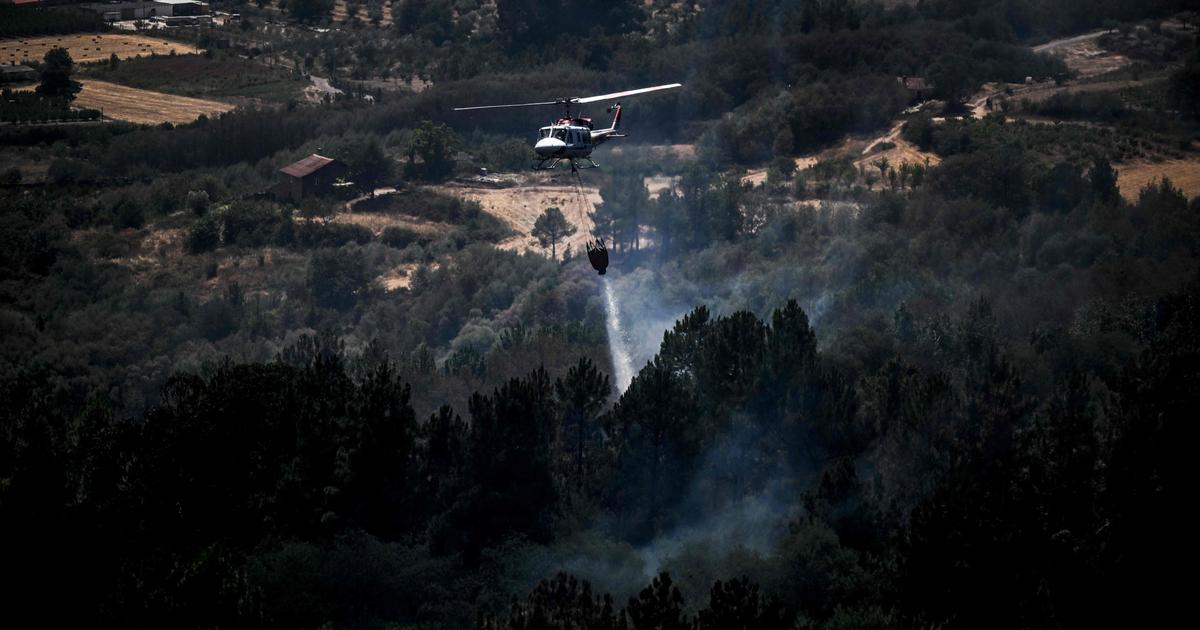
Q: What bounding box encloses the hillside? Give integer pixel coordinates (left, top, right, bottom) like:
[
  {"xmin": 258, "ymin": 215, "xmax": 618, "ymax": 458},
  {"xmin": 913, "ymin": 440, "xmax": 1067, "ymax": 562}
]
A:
[{"xmin": 2, "ymin": 1, "xmax": 1199, "ymax": 628}]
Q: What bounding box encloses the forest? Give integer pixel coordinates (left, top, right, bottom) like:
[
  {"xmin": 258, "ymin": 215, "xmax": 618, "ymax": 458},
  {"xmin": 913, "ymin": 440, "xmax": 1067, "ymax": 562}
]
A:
[{"xmin": 2, "ymin": 0, "xmax": 1199, "ymax": 628}]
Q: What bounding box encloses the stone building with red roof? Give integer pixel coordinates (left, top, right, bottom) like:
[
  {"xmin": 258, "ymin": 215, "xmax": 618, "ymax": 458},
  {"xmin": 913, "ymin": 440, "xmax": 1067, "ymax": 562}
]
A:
[{"xmin": 271, "ymin": 154, "xmax": 348, "ymax": 204}]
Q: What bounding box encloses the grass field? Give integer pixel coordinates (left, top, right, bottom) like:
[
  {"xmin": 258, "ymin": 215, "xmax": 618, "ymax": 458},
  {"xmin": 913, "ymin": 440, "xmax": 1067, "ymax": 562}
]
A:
[
  {"xmin": 73, "ymin": 79, "xmax": 234, "ymax": 125},
  {"xmin": 0, "ymin": 33, "xmax": 199, "ymax": 65},
  {"xmin": 1117, "ymin": 158, "xmax": 1200, "ymax": 202}
]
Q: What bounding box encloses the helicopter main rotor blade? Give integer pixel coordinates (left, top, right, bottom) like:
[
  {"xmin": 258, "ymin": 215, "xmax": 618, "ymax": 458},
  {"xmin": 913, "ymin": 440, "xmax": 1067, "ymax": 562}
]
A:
[
  {"xmin": 452, "ymin": 100, "xmax": 561, "ymax": 111},
  {"xmin": 574, "ymin": 83, "xmax": 682, "ymax": 104}
]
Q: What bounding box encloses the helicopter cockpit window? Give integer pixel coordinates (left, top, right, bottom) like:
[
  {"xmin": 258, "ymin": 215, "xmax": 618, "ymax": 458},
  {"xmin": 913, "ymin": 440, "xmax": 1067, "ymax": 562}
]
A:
[
  {"xmin": 553, "ymin": 128, "xmax": 567, "ymax": 141},
  {"xmin": 539, "ymin": 128, "xmax": 550, "ymax": 139}
]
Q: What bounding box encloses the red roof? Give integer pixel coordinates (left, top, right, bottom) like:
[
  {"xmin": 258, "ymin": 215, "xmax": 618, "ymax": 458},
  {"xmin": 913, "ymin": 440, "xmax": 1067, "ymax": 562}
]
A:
[{"xmin": 280, "ymin": 154, "xmax": 336, "ymax": 178}]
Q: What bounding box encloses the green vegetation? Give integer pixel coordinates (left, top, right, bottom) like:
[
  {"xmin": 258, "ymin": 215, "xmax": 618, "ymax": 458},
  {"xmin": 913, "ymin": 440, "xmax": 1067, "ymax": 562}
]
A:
[
  {"xmin": 80, "ymin": 54, "xmax": 308, "ymax": 103},
  {"xmin": 0, "ymin": 89, "xmax": 99, "ymax": 124},
  {"xmin": 0, "ymin": 5, "xmax": 106, "ymax": 38},
  {"xmin": 906, "ymin": 113, "xmax": 1192, "ymax": 163},
  {"xmin": 36, "ymin": 47, "xmax": 80, "ymax": 101},
  {"xmin": 531, "ymin": 206, "xmax": 577, "ymax": 260}
]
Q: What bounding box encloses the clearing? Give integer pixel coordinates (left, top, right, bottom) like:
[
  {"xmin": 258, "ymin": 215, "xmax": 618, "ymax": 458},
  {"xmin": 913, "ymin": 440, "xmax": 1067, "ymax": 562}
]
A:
[
  {"xmin": 854, "ymin": 121, "xmax": 940, "ymax": 173},
  {"xmin": 0, "ymin": 33, "xmax": 200, "ymax": 65},
  {"xmin": 644, "ymin": 175, "xmax": 680, "ymax": 199},
  {"xmin": 332, "ymin": 0, "xmax": 393, "ymax": 26},
  {"xmin": 73, "ymin": 79, "xmax": 234, "ymax": 125},
  {"xmin": 1116, "ymin": 159, "xmax": 1200, "ymax": 202},
  {"xmin": 1032, "ymin": 30, "xmax": 1130, "ymax": 78},
  {"xmin": 432, "ymin": 179, "xmax": 601, "ymax": 256}
]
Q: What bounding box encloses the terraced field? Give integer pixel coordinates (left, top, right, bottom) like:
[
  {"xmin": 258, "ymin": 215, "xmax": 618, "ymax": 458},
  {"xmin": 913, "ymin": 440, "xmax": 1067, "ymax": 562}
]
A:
[{"xmin": 0, "ymin": 33, "xmax": 199, "ymax": 65}]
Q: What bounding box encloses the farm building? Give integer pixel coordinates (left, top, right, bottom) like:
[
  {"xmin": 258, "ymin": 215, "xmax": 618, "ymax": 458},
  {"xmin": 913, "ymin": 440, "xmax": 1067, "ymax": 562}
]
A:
[
  {"xmin": 0, "ymin": 64, "xmax": 37, "ymax": 84},
  {"xmin": 153, "ymin": 0, "xmax": 208, "ymax": 16},
  {"xmin": 272, "ymin": 154, "xmax": 349, "ymax": 204},
  {"xmin": 897, "ymin": 75, "xmax": 932, "ymax": 101},
  {"xmin": 80, "ymin": 0, "xmax": 208, "ymax": 20}
]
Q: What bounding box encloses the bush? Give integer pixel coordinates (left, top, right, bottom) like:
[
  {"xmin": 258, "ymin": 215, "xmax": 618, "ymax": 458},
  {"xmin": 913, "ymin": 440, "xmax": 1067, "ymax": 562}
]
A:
[
  {"xmin": 308, "ymin": 245, "xmax": 368, "ymax": 310},
  {"xmin": 187, "ymin": 190, "xmax": 211, "ymax": 217},
  {"xmin": 296, "ymin": 221, "xmax": 373, "ymax": 249},
  {"xmin": 114, "ymin": 199, "xmax": 145, "ymax": 230},
  {"xmin": 221, "ymin": 202, "xmax": 280, "ymax": 247},
  {"xmin": 186, "ymin": 216, "xmax": 221, "ymax": 253},
  {"xmin": 381, "ymin": 226, "xmax": 427, "ymax": 249}
]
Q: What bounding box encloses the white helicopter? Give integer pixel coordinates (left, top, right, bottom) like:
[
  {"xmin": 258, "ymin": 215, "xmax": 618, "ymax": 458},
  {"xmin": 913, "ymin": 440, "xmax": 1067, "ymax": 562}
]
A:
[{"xmin": 453, "ymin": 83, "xmax": 682, "ymax": 171}]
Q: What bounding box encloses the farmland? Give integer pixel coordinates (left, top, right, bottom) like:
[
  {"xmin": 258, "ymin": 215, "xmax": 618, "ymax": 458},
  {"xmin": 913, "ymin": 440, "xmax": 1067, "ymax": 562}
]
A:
[
  {"xmin": 0, "ymin": 33, "xmax": 199, "ymax": 65},
  {"xmin": 72, "ymin": 79, "xmax": 235, "ymax": 125},
  {"xmin": 1117, "ymin": 158, "xmax": 1200, "ymax": 202}
]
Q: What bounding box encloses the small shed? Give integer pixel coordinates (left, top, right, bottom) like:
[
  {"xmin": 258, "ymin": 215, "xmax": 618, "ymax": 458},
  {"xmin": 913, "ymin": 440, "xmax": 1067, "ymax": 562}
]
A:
[{"xmin": 272, "ymin": 154, "xmax": 348, "ymax": 203}]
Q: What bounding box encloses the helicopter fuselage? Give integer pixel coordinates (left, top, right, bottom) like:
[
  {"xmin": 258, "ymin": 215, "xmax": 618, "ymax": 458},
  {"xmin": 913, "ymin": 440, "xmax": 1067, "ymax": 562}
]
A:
[
  {"xmin": 451, "ymin": 83, "xmax": 678, "ymax": 171},
  {"xmin": 533, "ymin": 105, "xmax": 624, "ymax": 166}
]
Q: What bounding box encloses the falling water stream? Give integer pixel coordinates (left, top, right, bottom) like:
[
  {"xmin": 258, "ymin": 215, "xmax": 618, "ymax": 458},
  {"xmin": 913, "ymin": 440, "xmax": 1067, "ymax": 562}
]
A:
[{"xmin": 602, "ymin": 277, "xmax": 635, "ymax": 393}]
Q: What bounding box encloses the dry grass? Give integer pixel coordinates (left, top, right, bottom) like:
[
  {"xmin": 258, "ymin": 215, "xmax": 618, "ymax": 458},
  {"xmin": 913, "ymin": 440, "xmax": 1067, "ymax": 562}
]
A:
[
  {"xmin": 332, "ymin": 0, "xmax": 393, "ymax": 26},
  {"xmin": 742, "ymin": 156, "xmax": 821, "ymax": 186},
  {"xmin": 431, "ymin": 180, "xmax": 601, "ymax": 256},
  {"xmin": 379, "ymin": 263, "xmax": 420, "ymax": 291},
  {"xmin": 0, "ymin": 33, "xmax": 200, "ymax": 65},
  {"xmin": 1117, "ymin": 159, "xmax": 1200, "ymax": 202},
  {"xmin": 73, "ymin": 79, "xmax": 234, "ymax": 125},
  {"xmin": 643, "ymin": 174, "xmax": 679, "ymax": 199},
  {"xmin": 609, "ymin": 144, "xmax": 696, "ymax": 161},
  {"xmin": 1032, "ymin": 30, "xmax": 1130, "ymax": 79},
  {"xmin": 854, "ymin": 138, "xmax": 940, "ymax": 173},
  {"xmin": 333, "ymin": 211, "xmax": 455, "ymax": 237}
]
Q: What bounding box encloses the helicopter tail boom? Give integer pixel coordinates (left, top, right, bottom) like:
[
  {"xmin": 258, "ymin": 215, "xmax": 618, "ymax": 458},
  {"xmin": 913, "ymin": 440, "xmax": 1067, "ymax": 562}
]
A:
[
  {"xmin": 608, "ymin": 103, "xmax": 622, "ymax": 130},
  {"xmin": 588, "ymin": 104, "xmax": 624, "ymax": 146}
]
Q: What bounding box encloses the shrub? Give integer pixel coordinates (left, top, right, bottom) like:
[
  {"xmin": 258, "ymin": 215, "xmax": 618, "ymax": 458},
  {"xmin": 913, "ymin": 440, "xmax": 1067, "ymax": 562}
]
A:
[
  {"xmin": 296, "ymin": 221, "xmax": 373, "ymax": 249},
  {"xmin": 381, "ymin": 226, "xmax": 427, "ymax": 249},
  {"xmin": 187, "ymin": 190, "xmax": 211, "ymax": 217},
  {"xmin": 308, "ymin": 245, "xmax": 368, "ymax": 310},
  {"xmin": 186, "ymin": 216, "xmax": 221, "ymax": 253}
]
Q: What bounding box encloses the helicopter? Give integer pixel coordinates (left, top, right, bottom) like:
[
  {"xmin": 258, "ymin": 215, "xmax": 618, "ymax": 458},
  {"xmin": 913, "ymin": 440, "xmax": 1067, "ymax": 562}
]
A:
[{"xmin": 453, "ymin": 83, "xmax": 682, "ymax": 171}]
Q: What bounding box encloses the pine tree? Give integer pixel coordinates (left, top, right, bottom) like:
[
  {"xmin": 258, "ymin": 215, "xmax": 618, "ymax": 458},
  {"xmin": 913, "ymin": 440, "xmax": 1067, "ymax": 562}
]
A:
[
  {"xmin": 532, "ymin": 206, "xmax": 577, "ymax": 260},
  {"xmin": 555, "ymin": 358, "xmax": 610, "ymax": 492}
]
